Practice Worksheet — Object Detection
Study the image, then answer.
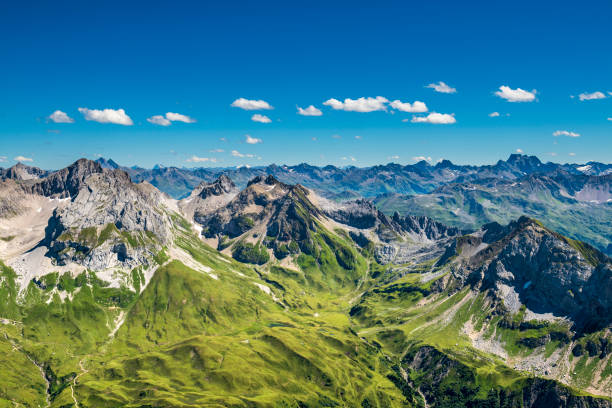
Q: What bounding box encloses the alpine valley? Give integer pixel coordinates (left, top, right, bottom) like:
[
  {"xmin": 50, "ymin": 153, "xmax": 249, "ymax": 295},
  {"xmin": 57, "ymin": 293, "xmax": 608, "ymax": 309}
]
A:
[{"xmin": 0, "ymin": 156, "xmax": 611, "ymax": 408}]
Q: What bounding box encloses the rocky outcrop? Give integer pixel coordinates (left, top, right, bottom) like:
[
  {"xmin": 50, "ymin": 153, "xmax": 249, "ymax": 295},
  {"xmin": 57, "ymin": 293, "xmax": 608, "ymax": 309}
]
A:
[
  {"xmin": 179, "ymin": 174, "xmax": 238, "ymax": 221},
  {"xmin": 403, "ymin": 345, "xmax": 612, "ymax": 408},
  {"xmin": 444, "ymin": 217, "xmax": 612, "ymax": 332},
  {"xmin": 25, "ymin": 158, "xmax": 104, "ymax": 198},
  {"xmin": 42, "ymin": 168, "xmax": 173, "ymax": 270},
  {"xmin": 1, "ymin": 163, "xmax": 48, "ymax": 181}
]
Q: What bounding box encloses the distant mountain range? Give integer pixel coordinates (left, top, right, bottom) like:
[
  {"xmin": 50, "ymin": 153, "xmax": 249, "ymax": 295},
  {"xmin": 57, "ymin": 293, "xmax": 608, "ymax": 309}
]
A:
[
  {"xmin": 89, "ymin": 154, "xmax": 612, "ymax": 199},
  {"xmin": 3, "ymin": 154, "xmax": 610, "ymax": 255}
]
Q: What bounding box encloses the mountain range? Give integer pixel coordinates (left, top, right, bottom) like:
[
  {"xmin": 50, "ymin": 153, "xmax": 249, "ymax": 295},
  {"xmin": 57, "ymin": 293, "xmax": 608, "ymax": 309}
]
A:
[{"xmin": 0, "ymin": 158, "xmax": 611, "ymax": 407}]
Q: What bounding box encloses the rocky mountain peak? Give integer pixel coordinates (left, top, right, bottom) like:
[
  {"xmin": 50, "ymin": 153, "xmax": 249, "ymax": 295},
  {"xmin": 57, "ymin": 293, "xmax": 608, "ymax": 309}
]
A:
[
  {"xmin": 2, "ymin": 162, "xmax": 47, "ymax": 181},
  {"xmin": 196, "ymin": 174, "xmax": 236, "ymax": 199},
  {"xmin": 505, "ymin": 153, "xmax": 543, "ymax": 172},
  {"xmin": 95, "ymin": 157, "xmax": 120, "ymax": 169},
  {"xmin": 25, "ymin": 158, "xmax": 105, "ymax": 198},
  {"xmin": 447, "ymin": 216, "xmax": 612, "ymax": 332}
]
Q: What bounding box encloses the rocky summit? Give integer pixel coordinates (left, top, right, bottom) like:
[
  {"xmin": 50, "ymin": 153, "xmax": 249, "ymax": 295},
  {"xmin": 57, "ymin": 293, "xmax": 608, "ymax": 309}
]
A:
[{"xmin": 0, "ymin": 158, "xmax": 611, "ymax": 407}]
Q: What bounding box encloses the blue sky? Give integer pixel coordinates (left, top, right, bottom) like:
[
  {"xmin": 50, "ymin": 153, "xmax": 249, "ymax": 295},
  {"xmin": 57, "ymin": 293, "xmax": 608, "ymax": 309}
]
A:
[{"xmin": 1, "ymin": 0, "xmax": 611, "ymax": 169}]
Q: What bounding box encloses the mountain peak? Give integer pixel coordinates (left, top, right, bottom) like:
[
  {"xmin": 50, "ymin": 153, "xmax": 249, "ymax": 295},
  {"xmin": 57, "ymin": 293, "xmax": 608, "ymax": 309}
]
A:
[
  {"xmin": 3, "ymin": 162, "xmax": 47, "ymax": 180},
  {"xmin": 95, "ymin": 157, "xmax": 120, "ymax": 169},
  {"xmin": 506, "ymin": 153, "xmax": 542, "ymax": 167},
  {"xmin": 196, "ymin": 174, "xmax": 236, "ymax": 199}
]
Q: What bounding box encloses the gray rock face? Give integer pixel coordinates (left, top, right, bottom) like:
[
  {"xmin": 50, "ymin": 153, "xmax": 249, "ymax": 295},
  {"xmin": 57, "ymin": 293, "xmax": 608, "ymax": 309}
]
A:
[
  {"xmin": 196, "ymin": 174, "xmax": 235, "ymax": 199},
  {"xmin": 43, "ymin": 167, "xmax": 173, "ymax": 270},
  {"xmin": 1, "ymin": 163, "xmax": 48, "ymax": 181},
  {"xmin": 26, "ymin": 158, "xmax": 105, "ymax": 198},
  {"xmin": 449, "ymin": 217, "xmax": 612, "ymax": 331},
  {"xmin": 179, "ymin": 174, "xmax": 239, "ymax": 222}
]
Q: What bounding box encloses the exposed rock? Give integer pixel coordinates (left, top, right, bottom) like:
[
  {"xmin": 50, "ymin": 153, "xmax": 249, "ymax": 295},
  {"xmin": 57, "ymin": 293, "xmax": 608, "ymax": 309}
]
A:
[
  {"xmin": 1, "ymin": 163, "xmax": 48, "ymax": 181},
  {"xmin": 24, "ymin": 158, "xmax": 104, "ymax": 198},
  {"xmin": 42, "ymin": 168, "xmax": 174, "ymax": 270},
  {"xmin": 445, "ymin": 217, "xmax": 612, "ymax": 332}
]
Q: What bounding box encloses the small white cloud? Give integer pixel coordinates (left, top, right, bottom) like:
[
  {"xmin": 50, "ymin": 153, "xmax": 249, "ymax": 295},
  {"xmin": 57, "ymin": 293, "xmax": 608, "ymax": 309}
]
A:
[
  {"xmin": 332, "ymin": 134, "xmax": 342, "ymax": 139},
  {"xmin": 426, "ymin": 81, "xmax": 457, "ymax": 94},
  {"xmin": 553, "ymin": 130, "xmax": 580, "ymax": 137},
  {"xmin": 341, "ymin": 156, "xmax": 356, "ymax": 161},
  {"xmin": 245, "ymin": 134, "xmax": 262, "ymax": 144},
  {"xmin": 411, "ymin": 112, "xmax": 456, "ymax": 124},
  {"xmin": 311, "ymin": 137, "xmax": 317, "ymax": 141},
  {"xmin": 412, "ymin": 156, "xmax": 432, "ymax": 162},
  {"xmin": 494, "ymin": 86, "xmax": 536, "ymax": 102},
  {"xmin": 231, "ymin": 98, "xmax": 273, "ymax": 110},
  {"xmin": 48, "ymin": 110, "xmax": 74, "ymax": 123},
  {"xmin": 608, "ymin": 117, "xmax": 612, "ymax": 121},
  {"xmin": 355, "ymin": 135, "xmax": 362, "ymax": 139},
  {"xmin": 323, "ymin": 96, "xmax": 388, "ymax": 112},
  {"xmin": 389, "ymin": 100, "xmax": 428, "ymax": 113},
  {"xmin": 0, "ymin": 156, "xmax": 7, "ymax": 162},
  {"xmin": 166, "ymin": 112, "xmax": 196, "ymax": 123},
  {"xmin": 578, "ymin": 91, "xmax": 606, "ymax": 101},
  {"xmin": 147, "ymin": 115, "xmax": 171, "ymax": 126},
  {"xmin": 251, "ymin": 114, "xmax": 271, "ymax": 123},
  {"xmin": 489, "ymin": 112, "xmax": 500, "ymax": 117},
  {"xmin": 210, "ymin": 148, "xmax": 225, "ymax": 153},
  {"xmin": 569, "ymin": 152, "xmax": 576, "ymax": 156},
  {"xmin": 14, "ymin": 155, "xmax": 33, "ymax": 162},
  {"xmin": 297, "ymin": 105, "xmax": 323, "ymax": 116},
  {"xmin": 549, "ymin": 152, "xmax": 558, "ymax": 156},
  {"xmin": 186, "ymin": 156, "xmax": 217, "ymax": 163},
  {"xmin": 78, "ymin": 107, "xmax": 133, "ymax": 125},
  {"xmin": 516, "ymin": 148, "xmax": 524, "ymax": 153},
  {"xmin": 231, "ymin": 150, "xmax": 255, "ymax": 158},
  {"xmin": 388, "ymin": 155, "xmax": 400, "ymax": 160}
]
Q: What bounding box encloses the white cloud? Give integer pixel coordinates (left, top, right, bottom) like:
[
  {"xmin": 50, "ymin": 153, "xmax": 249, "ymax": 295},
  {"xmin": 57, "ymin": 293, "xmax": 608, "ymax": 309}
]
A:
[
  {"xmin": 549, "ymin": 152, "xmax": 558, "ymax": 156},
  {"xmin": 569, "ymin": 152, "xmax": 576, "ymax": 156},
  {"xmin": 210, "ymin": 148, "xmax": 225, "ymax": 153},
  {"xmin": 608, "ymin": 117, "xmax": 612, "ymax": 121},
  {"xmin": 388, "ymin": 155, "xmax": 400, "ymax": 160},
  {"xmin": 578, "ymin": 91, "xmax": 606, "ymax": 101},
  {"xmin": 390, "ymin": 100, "xmax": 428, "ymax": 113},
  {"xmin": 426, "ymin": 81, "xmax": 457, "ymax": 94},
  {"xmin": 341, "ymin": 156, "xmax": 357, "ymax": 162},
  {"xmin": 0, "ymin": 156, "xmax": 7, "ymax": 162},
  {"xmin": 332, "ymin": 134, "xmax": 342, "ymax": 139},
  {"xmin": 245, "ymin": 134, "xmax": 262, "ymax": 144},
  {"xmin": 297, "ymin": 105, "xmax": 323, "ymax": 116},
  {"xmin": 231, "ymin": 150, "xmax": 255, "ymax": 158},
  {"xmin": 494, "ymin": 86, "xmax": 536, "ymax": 102},
  {"xmin": 78, "ymin": 107, "xmax": 133, "ymax": 125},
  {"xmin": 323, "ymin": 96, "xmax": 388, "ymax": 112},
  {"xmin": 516, "ymin": 148, "xmax": 524, "ymax": 153},
  {"xmin": 148, "ymin": 112, "xmax": 196, "ymax": 125},
  {"xmin": 186, "ymin": 156, "xmax": 217, "ymax": 163},
  {"xmin": 166, "ymin": 112, "xmax": 196, "ymax": 123},
  {"xmin": 411, "ymin": 112, "xmax": 456, "ymax": 124},
  {"xmin": 14, "ymin": 155, "xmax": 33, "ymax": 162},
  {"xmin": 553, "ymin": 130, "xmax": 580, "ymax": 137},
  {"xmin": 489, "ymin": 112, "xmax": 500, "ymax": 117},
  {"xmin": 147, "ymin": 115, "xmax": 171, "ymax": 126},
  {"xmin": 231, "ymin": 98, "xmax": 273, "ymax": 110},
  {"xmin": 413, "ymin": 156, "xmax": 432, "ymax": 162},
  {"xmin": 48, "ymin": 110, "xmax": 74, "ymax": 123},
  {"xmin": 355, "ymin": 135, "xmax": 362, "ymax": 139},
  {"xmin": 251, "ymin": 114, "xmax": 271, "ymax": 123}
]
